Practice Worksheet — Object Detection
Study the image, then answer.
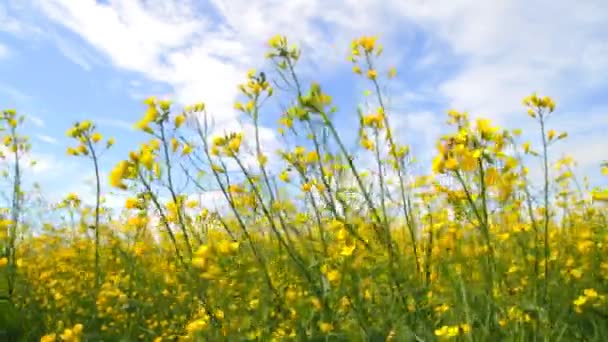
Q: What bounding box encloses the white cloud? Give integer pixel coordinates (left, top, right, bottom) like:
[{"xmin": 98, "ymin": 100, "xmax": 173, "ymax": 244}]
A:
[
  {"xmin": 51, "ymin": 32, "xmax": 99, "ymax": 71},
  {"xmin": 0, "ymin": 84, "xmax": 31, "ymax": 104},
  {"xmin": 390, "ymin": 0, "xmax": 608, "ymax": 120},
  {"xmin": 0, "ymin": 4, "xmax": 26, "ymax": 34},
  {"xmin": 28, "ymin": 115, "xmax": 45, "ymax": 127},
  {"xmin": 29, "ymin": 0, "xmax": 414, "ymax": 126},
  {"xmin": 31, "ymin": 0, "xmax": 242, "ymax": 130},
  {"xmin": 34, "ymin": 0, "xmax": 206, "ymax": 72},
  {"xmin": 18, "ymin": 0, "xmax": 608, "ymax": 115},
  {"xmin": 36, "ymin": 134, "xmax": 58, "ymax": 145},
  {"xmin": 96, "ymin": 118, "xmax": 135, "ymax": 132},
  {"xmin": 16, "ymin": 0, "xmax": 608, "ymax": 188},
  {"xmin": 0, "ymin": 43, "xmax": 9, "ymax": 59}
]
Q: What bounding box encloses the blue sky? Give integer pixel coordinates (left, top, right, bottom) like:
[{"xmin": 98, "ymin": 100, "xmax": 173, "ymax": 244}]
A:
[{"xmin": 0, "ymin": 0, "xmax": 607, "ymax": 208}]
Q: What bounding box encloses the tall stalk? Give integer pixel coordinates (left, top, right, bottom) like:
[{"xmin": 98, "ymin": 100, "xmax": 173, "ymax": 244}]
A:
[
  {"xmin": 7, "ymin": 119, "xmax": 21, "ymax": 297},
  {"xmin": 539, "ymin": 112, "xmax": 551, "ymax": 301},
  {"xmin": 85, "ymin": 136, "xmax": 102, "ymax": 289}
]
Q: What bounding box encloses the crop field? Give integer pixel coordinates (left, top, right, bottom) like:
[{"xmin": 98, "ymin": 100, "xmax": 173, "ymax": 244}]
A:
[{"xmin": 1, "ymin": 34, "xmax": 608, "ymax": 341}]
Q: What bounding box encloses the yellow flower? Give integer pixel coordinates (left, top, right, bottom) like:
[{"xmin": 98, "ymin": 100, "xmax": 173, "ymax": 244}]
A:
[
  {"xmin": 110, "ymin": 161, "xmax": 129, "ymax": 189},
  {"xmin": 573, "ymin": 295, "xmax": 587, "ymax": 307},
  {"xmin": 79, "ymin": 120, "xmax": 92, "ymax": 131},
  {"xmin": 570, "ymin": 268, "xmax": 583, "ymax": 279},
  {"xmin": 258, "ymin": 153, "xmax": 268, "ymax": 166},
  {"xmin": 358, "ymin": 36, "xmax": 377, "ymax": 53},
  {"xmin": 66, "ymin": 147, "xmax": 78, "ymax": 156},
  {"xmin": 340, "ymin": 243, "xmax": 356, "ymax": 256},
  {"xmin": 476, "ymin": 118, "xmax": 497, "ymax": 136},
  {"xmin": 212, "ymin": 135, "xmax": 225, "ymax": 147},
  {"xmin": 434, "ymin": 326, "xmax": 449, "ymax": 337},
  {"xmin": 144, "ymin": 96, "xmax": 157, "ymax": 105},
  {"xmin": 542, "ymin": 96, "xmax": 556, "ymax": 112},
  {"xmin": 527, "ymin": 108, "xmax": 536, "ymax": 118},
  {"xmin": 268, "ymin": 34, "xmax": 285, "ymax": 48},
  {"xmin": 484, "ymin": 167, "xmax": 499, "ymax": 186},
  {"xmin": 0, "ymin": 257, "xmax": 7, "ymax": 267},
  {"xmin": 171, "ymin": 138, "xmax": 179, "ymax": 152},
  {"xmin": 301, "ymin": 182, "xmax": 313, "ymax": 192},
  {"xmin": 73, "ymin": 324, "xmax": 83, "ymax": 334},
  {"xmin": 547, "ymin": 129, "xmax": 556, "ymax": 140},
  {"xmin": 182, "ymin": 143, "xmax": 193, "ymax": 156},
  {"xmin": 174, "ymin": 114, "xmax": 186, "ymax": 128},
  {"xmin": 326, "ymin": 269, "xmax": 341, "ymax": 284},
  {"xmin": 434, "ymin": 303, "xmax": 450, "ymax": 314},
  {"xmin": 125, "ymin": 197, "xmax": 138, "ymax": 209},
  {"xmin": 227, "ymin": 135, "xmax": 242, "ymax": 154},
  {"xmin": 367, "ymin": 69, "xmax": 377, "ymax": 80},
  {"xmin": 445, "ymin": 157, "xmax": 458, "ymax": 170},
  {"xmin": 91, "ymin": 132, "xmax": 102, "ymax": 143},
  {"xmin": 318, "ymin": 322, "xmax": 334, "ymax": 333},
  {"xmin": 211, "ymin": 164, "xmax": 225, "ymax": 173},
  {"xmin": 140, "ymin": 149, "xmax": 155, "ymax": 170},
  {"xmin": 40, "ymin": 333, "xmax": 57, "ymax": 342},
  {"xmin": 360, "ymin": 137, "xmax": 374, "ymax": 150},
  {"xmin": 59, "ymin": 329, "xmax": 74, "ymax": 341},
  {"xmin": 77, "ymin": 144, "xmax": 88, "ymax": 155},
  {"xmin": 217, "ymin": 240, "xmax": 239, "ymax": 255},
  {"xmin": 106, "ymin": 137, "xmax": 115, "ymax": 148},
  {"xmin": 584, "ymin": 288, "xmax": 598, "ymax": 298},
  {"xmin": 362, "ymin": 113, "xmax": 384, "ymax": 128},
  {"xmin": 310, "ymin": 296, "xmax": 323, "ymax": 311},
  {"xmin": 249, "ymin": 298, "xmax": 260, "ymax": 309},
  {"xmin": 66, "ymin": 127, "xmax": 78, "ymax": 138},
  {"xmin": 305, "ymin": 151, "xmax": 319, "ymax": 164},
  {"xmin": 245, "ymin": 100, "xmax": 254, "ymax": 112},
  {"xmin": 158, "ymin": 99, "xmax": 172, "ymax": 111},
  {"xmin": 592, "ymin": 190, "xmax": 608, "ymax": 202}
]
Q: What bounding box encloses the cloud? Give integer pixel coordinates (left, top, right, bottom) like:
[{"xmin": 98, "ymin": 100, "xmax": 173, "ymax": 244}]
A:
[
  {"xmin": 51, "ymin": 32, "xmax": 99, "ymax": 71},
  {"xmin": 36, "ymin": 134, "xmax": 58, "ymax": 145},
  {"xmin": 17, "ymin": 0, "xmax": 608, "ymax": 116},
  {"xmin": 28, "ymin": 115, "xmax": 45, "ymax": 127},
  {"xmin": 34, "ymin": 0, "xmax": 206, "ymax": 72},
  {"xmin": 29, "ymin": 1, "xmax": 242, "ymax": 130},
  {"xmin": 10, "ymin": 0, "xmax": 608, "ymax": 190},
  {"xmin": 0, "ymin": 43, "xmax": 9, "ymax": 59},
  {"xmin": 96, "ymin": 118, "xmax": 136, "ymax": 132},
  {"xmin": 389, "ymin": 0, "xmax": 608, "ymax": 120},
  {"xmin": 0, "ymin": 4, "xmax": 27, "ymax": 34},
  {"xmin": 0, "ymin": 84, "xmax": 31, "ymax": 104}
]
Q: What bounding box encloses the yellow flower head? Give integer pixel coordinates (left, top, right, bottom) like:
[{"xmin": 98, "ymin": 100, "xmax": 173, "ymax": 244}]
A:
[
  {"xmin": 367, "ymin": 69, "xmax": 377, "ymax": 80},
  {"xmin": 174, "ymin": 114, "xmax": 186, "ymax": 128},
  {"xmin": 91, "ymin": 132, "xmax": 103, "ymax": 143}
]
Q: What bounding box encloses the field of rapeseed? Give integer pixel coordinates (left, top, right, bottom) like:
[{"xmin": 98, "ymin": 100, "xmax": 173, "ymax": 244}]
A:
[{"xmin": 1, "ymin": 35, "xmax": 608, "ymax": 341}]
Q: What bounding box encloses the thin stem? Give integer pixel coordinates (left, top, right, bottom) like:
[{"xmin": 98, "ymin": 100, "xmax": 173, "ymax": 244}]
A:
[
  {"xmin": 7, "ymin": 125, "xmax": 21, "ymax": 297},
  {"xmin": 367, "ymin": 54, "xmax": 420, "ymax": 273},
  {"xmin": 137, "ymin": 168, "xmax": 184, "ymax": 266},
  {"xmin": 159, "ymin": 120, "xmax": 193, "ymax": 257},
  {"xmin": 85, "ymin": 136, "xmax": 102, "ymax": 290},
  {"xmin": 539, "ymin": 112, "xmax": 551, "ymax": 302}
]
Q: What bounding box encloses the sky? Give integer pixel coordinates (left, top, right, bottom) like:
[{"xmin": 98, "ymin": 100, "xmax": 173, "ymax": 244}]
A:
[{"xmin": 0, "ymin": 0, "xmax": 607, "ymax": 209}]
